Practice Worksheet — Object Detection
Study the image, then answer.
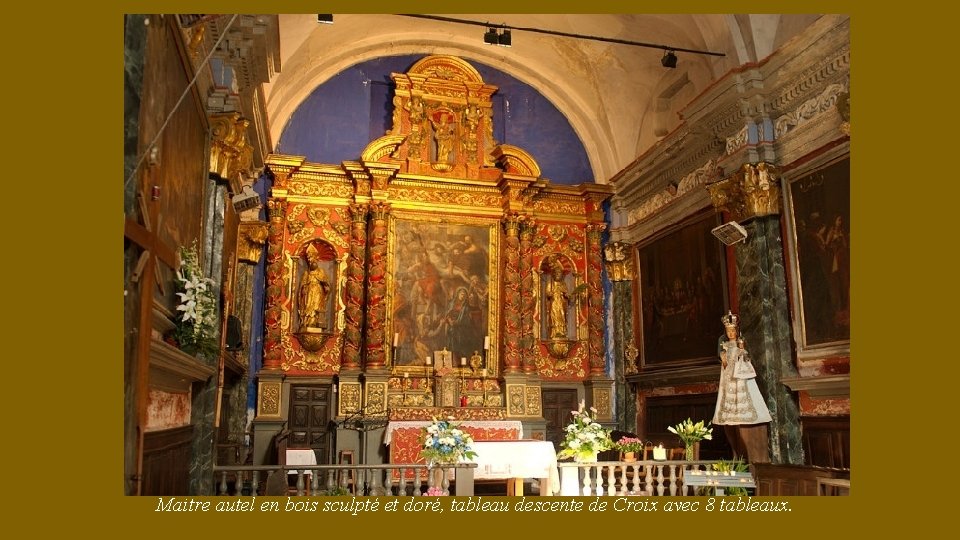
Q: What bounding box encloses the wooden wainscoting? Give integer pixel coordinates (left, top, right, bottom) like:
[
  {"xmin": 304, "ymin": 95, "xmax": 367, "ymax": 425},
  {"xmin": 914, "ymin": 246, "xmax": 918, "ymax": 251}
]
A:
[
  {"xmin": 753, "ymin": 463, "xmax": 850, "ymax": 496},
  {"xmin": 142, "ymin": 425, "xmax": 193, "ymax": 495},
  {"xmin": 801, "ymin": 415, "xmax": 850, "ymax": 469}
]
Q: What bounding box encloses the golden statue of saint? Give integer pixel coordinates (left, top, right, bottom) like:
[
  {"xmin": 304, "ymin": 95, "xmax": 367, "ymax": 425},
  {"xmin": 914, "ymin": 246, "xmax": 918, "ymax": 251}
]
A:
[
  {"xmin": 545, "ymin": 257, "xmax": 569, "ymax": 339},
  {"xmin": 298, "ymin": 246, "xmax": 331, "ymax": 330}
]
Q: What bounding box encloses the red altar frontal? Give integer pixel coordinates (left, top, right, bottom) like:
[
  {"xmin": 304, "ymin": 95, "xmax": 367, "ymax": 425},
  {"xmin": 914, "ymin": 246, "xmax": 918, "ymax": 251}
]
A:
[{"xmin": 383, "ymin": 408, "xmax": 523, "ymax": 479}]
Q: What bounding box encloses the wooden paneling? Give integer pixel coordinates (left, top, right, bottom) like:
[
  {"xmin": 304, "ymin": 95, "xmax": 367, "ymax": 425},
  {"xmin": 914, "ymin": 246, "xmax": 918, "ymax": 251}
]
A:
[
  {"xmin": 542, "ymin": 388, "xmax": 579, "ymax": 453},
  {"xmin": 288, "ymin": 385, "xmax": 330, "ymax": 463},
  {"xmin": 754, "ymin": 463, "xmax": 849, "ymax": 496},
  {"xmin": 142, "ymin": 425, "xmax": 193, "ymax": 496},
  {"xmin": 801, "ymin": 415, "xmax": 850, "ymax": 469},
  {"xmin": 643, "ymin": 394, "xmax": 732, "ymax": 460}
]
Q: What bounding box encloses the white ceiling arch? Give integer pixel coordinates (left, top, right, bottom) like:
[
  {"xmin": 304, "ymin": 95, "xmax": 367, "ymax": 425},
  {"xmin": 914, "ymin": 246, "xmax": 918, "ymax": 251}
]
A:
[{"xmin": 264, "ymin": 14, "xmax": 818, "ymax": 182}]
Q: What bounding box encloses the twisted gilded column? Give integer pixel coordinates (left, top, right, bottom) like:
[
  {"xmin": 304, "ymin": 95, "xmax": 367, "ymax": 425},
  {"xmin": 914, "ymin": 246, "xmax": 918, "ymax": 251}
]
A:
[
  {"xmin": 501, "ymin": 213, "xmax": 522, "ymax": 374},
  {"xmin": 342, "ymin": 203, "xmax": 369, "ymax": 370},
  {"xmin": 261, "ymin": 198, "xmax": 287, "ymax": 371},
  {"xmin": 364, "ymin": 202, "xmax": 390, "ymax": 369},
  {"xmin": 586, "ymin": 223, "xmax": 606, "ymax": 376},
  {"xmin": 519, "ymin": 218, "xmax": 537, "ymax": 374}
]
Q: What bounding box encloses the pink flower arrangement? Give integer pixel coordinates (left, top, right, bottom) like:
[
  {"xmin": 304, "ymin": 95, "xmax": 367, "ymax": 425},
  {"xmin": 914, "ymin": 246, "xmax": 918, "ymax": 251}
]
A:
[
  {"xmin": 615, "ymin": 437, "xmax": 646, "ymax": 453},
  {"xmin": 425, "ymin": 486, "xmax": 447, "ymax": 496}
]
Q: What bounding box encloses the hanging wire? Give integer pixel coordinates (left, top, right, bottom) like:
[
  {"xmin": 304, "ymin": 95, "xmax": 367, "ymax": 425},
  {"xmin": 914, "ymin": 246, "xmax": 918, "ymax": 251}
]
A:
[{"xmin": 124, "ymin": 14, "xmax": 240, "ymax": 193}]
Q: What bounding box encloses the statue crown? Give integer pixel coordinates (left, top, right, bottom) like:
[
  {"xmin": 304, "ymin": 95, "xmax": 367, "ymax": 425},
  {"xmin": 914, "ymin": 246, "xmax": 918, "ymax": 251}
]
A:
[{"xmin": 721, "ymin": 311, "xmax": 739, "ymax": 329}]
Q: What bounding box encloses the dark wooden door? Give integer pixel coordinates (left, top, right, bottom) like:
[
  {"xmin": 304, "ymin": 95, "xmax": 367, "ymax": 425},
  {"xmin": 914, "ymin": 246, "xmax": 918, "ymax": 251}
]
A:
[
  {"xmin": 288, "ymin": 385, "xmax": 331, "ymax": 464},
  {"xmin": 542, "ymin": 388, "xmax": 579, "ymax": 452}
]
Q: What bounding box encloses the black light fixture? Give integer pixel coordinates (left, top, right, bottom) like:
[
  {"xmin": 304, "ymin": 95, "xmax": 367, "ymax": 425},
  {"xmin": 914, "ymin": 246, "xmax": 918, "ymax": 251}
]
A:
[
  {"xmin": 317, "ymin": 14, "xmax": 334, "ymax": 24},
  {"xmin": 661, "ymin": 50, "xmax": 678, "ymax": 68},
  {"xmin": 483, "ymin": 27, "xmax": 499, "ymax": 45},
  {"xmin": 498, "ymin": 29, "xmax": 512, "ymax": 47}
]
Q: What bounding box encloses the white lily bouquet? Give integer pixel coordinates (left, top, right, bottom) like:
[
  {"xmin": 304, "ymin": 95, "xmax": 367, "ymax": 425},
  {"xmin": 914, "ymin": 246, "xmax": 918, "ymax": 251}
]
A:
[
  {"xmin": 557, "ymin": 400, "xmax": 613, "ymax": 462},
  {"xmin": 171, "ymin": 242, "xmax": 219, "ymax": 357},
  {"xmin": 667, "ymin": 418, "xmax": 713, "ymax": 461}
]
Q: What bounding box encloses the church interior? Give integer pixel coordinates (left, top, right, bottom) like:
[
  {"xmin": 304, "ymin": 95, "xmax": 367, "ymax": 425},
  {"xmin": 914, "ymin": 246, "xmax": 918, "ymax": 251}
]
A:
[{"xmin": 123, "ymin": 13, "xmax": 850, "ymax": 497}]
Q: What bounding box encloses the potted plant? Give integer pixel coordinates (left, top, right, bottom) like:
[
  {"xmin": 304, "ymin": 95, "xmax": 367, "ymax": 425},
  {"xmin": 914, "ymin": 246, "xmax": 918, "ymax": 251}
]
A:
[{"xmin": 614, "ymin": 437, "xmax": 646, "ymax": 462}]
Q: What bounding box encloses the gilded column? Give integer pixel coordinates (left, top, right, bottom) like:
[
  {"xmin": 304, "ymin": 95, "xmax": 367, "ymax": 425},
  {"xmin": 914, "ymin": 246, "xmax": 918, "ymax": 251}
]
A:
[
  {"xmin": 364, "ymin": 202, "xmax": 390, "ymax": 369},
  {"xmin": 586, "ymin": 223, "xmax": 606, "ymax": 376},
  {"xmin": 519, "ymin": 218, "xmax": 537, "ymax": 374},
  {"xmin": 501, "ymin": 213, "xmax": 522, "ymax": 374},
  {"xmin": 261, "ymin": 197, "xmax": 287, "ymax": 371},
  {"xmin": 342, "ymin": 203, "xmax": 368, "ymax": 370}
]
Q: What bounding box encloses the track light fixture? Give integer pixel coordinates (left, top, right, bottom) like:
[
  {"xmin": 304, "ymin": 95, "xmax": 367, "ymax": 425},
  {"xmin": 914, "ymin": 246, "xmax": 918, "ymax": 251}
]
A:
[
  {"xmin": 317, "ymin": 14, "xmax": 333, "ymax": 24},
  {"xmin": 661, "ymin": 50, "xmax": 678, "ymax": 68},
  {"xmin": 484, "ymin": 26, "xmax": 511, "ymax": 47}
]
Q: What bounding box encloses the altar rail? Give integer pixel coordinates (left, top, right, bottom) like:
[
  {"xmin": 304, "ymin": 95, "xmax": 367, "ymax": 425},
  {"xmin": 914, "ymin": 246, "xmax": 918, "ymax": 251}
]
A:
[
  {"xmin": 212, "ymin": 463, "xmax": 477, "ymax": 497},
  {"xmin": 558, "ymin": 460, "xmax": 744, "ymax": 496}
]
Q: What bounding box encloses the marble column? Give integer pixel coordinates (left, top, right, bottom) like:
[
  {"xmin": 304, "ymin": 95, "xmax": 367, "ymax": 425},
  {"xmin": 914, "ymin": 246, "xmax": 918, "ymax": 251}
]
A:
[
  {"xmin": 736, "ymin": 216, "xmax": 804, "ymax": 465},
  {"xmin": 604, "ymin": 241, "xmax": 637, "ymax": 433}
]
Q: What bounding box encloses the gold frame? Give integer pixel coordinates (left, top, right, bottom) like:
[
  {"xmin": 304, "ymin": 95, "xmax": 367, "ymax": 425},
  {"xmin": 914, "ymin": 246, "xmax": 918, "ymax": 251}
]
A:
[{"xmin": 385, "ymin": 211, "xmax": 500, "ymax": 377}]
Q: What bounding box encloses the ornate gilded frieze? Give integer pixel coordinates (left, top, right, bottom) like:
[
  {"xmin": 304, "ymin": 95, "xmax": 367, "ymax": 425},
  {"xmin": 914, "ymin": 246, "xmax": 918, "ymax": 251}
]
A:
[
  {"xmin": 387, "ymin": 407, "xmax": 506, "ymax": 421},
  {"xmin": 506, "ymin": 384, "xmax": 526, "ymax": 417},
  {"xmin": 707, "ymin": 162, "xmax": 781, "ymax": 222},
  {"xmin": 592, "ymin": 387, "xmax": 612, "ymax": 422},
  {"xmin": 257, "ymin": 381, "xmax": 281, "ymax": 417},
  {"xmin": 525, "ymin": 386, "xmax": 542, "ymax": 416},
  {"xmin": 365, "ymin": 382, "xmax": 388, "ymax": 415},
  {"xmin": 338, "ymin": 382, "xmax": 362, "ymax": 417}
]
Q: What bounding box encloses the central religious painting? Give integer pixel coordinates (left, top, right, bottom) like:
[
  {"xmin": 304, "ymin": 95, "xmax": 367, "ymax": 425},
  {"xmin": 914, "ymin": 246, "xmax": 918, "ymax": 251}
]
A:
[{"xmin": 387, "ymin": 214, "xmax": 499, "ymax": 373}]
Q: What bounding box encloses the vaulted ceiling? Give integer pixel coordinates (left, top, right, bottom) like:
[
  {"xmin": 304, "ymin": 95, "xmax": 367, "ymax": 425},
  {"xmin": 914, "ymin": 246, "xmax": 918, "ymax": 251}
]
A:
[{"xmin": 256, "ymin": 14, "xmax": 822, "ymax": 183}]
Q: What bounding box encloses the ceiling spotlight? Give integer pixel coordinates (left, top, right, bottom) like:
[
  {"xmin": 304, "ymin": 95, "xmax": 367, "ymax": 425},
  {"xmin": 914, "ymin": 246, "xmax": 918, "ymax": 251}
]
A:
[
  {"xmin": 317, "ymin": 14, "xmax": 334, "ymax": 24},
  {"xmin": 484, "ymin": 27, "xmax": 499, "ymax": 45},
  {"xmin": 661, "ymin": 50, "xmax": 678, "ymax": 68},
  {"xmin": 498, "ymin": 29, "xmax": 512, "ymax": 47}
]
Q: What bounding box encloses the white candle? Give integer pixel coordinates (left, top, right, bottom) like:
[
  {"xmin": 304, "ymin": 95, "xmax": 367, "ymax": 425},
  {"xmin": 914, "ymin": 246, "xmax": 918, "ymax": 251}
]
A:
[
  {"xmin": 484, "ymin": 336, "xmax": 490, "ymax": 350},
  {"xmin": 403, "ymin": 372, "xmax": 409, "ymax": 379},
  {"xmin": 481, "ymin": 369, "xmax": 487, "ymax": 377},
  {"xmin": 653, "ymin": 445, "xmax": 667, "ymax": 461},
  {"xmin": 461, "ymin": 357, "xmax": 467, "ymax": 366},
  {"xmin": 393, "ymin": 333, "xmax": 399, "ymax": 347},
  {"xmin": 426, "ymin": 357, "xmax": 432, "ymax": 366}
]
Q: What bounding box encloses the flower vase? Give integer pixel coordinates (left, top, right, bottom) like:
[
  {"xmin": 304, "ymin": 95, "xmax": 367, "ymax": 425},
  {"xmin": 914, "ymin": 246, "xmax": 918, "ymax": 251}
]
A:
[
  {"xmin": 684, "ymin": 444, "xmax": 695, "ymax": 462},
  {"xmin": 576, "ymin": 451, "xmax": 599, "ymax": 464},
  {"xmin": 622, "ymin": 452, "xmax": 636, "ymax": 463}
]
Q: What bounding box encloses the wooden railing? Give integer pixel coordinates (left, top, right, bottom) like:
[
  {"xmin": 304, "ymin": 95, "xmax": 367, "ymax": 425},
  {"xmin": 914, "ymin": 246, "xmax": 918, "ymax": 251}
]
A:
[
  {"xmin": 212, "ymin": 463, "xmax": 477, "ymax": 497},
  {"xmin": 558, "ymin": 460, "xmax": 738, "ymax": 496}
]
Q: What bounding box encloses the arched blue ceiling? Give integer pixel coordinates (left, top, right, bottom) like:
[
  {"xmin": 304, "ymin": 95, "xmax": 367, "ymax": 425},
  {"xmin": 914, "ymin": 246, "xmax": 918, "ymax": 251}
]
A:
[{"xmin": 276, "ymin": 54, "xmax": 593, "ymax": 185}]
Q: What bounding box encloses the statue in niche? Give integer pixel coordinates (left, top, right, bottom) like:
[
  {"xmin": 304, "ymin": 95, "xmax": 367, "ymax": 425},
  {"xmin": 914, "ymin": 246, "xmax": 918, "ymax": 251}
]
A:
[
  {"xmin": 298, "ymin": 244, "xmax": 331, "ymax": 330},
  {"xmin": 431, "ymin": 111, "xmax": 456, "ymax": 166},
  {"xmin": 545, "ymin": 256, "xmax": 570, "ymax": 340}
]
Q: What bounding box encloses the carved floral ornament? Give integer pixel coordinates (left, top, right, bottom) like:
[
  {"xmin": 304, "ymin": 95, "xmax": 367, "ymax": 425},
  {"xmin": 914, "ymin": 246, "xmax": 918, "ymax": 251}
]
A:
[{"xmin": 707, "ymin": 162, "xmax": 781, "ymax": 222}]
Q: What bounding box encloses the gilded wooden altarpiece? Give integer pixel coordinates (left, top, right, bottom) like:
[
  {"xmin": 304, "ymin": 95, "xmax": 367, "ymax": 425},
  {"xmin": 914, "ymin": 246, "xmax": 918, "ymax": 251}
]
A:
[{"xmin": 260, "ymin": 55, "xmax": 613, "ymax": 423}]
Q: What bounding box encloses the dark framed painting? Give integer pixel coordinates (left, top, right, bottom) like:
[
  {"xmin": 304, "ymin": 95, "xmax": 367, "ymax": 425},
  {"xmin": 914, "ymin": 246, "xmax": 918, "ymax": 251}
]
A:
[
  {"xmin": 784, "ymin": 157, "xmax": 850, "ymax": 355},
  {"xmin": 387, "ymin": 213, "xmax": 500, "ymax": 373},
  {"xmin": 636, "ymin": 212, "xmax": 728, "ymax": 368}
]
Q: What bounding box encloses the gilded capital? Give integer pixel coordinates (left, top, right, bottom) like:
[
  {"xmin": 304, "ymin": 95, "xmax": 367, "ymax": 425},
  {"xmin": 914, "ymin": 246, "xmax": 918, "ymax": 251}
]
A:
[
  {"xmin": 237, "ymin": 221, "xmax": 270, "ymax": 264},
  {"xmin": 209, "ymin": 112, "xmax": 254, "ymax": 191},
  {"xmin": 603, "ymin": 241, "xmax": 635, "ymax": 281},
  {"xmin": 707, "ymin": 162, "xmax": 781, "ymax": 222},
  {"xmin": 502, "ymin": 213, "xmax": 521, "ymax": 237}
]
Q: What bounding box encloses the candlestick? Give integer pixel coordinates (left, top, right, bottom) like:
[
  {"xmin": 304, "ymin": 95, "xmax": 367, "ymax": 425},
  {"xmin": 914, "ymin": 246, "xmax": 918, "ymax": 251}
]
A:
[{"xmin": 393, "ymin": 332, "xmax": 399, "ymax": 347}]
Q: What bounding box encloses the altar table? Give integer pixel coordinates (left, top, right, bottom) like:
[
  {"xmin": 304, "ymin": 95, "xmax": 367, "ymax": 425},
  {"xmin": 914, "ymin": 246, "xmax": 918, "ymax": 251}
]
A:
[
  {"xmin": 384, "ymin": 420, "xmax": 523, "ymax": 480},
  {"xmin": 470, "ymin": 440, "xmax": 560, "ymax": 496}
]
